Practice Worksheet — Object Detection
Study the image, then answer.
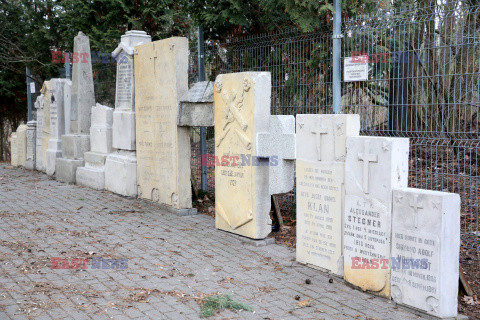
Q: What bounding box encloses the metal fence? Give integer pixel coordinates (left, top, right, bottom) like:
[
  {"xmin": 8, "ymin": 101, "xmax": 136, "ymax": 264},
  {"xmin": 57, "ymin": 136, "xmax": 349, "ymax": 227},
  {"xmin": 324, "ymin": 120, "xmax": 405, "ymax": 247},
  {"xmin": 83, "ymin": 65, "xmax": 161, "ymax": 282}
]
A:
[{"xmin": 189, "ymin": 3, "xmax": 480, "ymax": 250}]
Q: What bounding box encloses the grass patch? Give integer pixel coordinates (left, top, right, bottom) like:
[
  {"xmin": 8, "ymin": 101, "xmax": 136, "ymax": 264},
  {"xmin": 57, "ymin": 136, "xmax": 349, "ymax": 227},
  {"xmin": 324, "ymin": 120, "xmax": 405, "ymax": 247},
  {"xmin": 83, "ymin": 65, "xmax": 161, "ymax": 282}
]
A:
[{"xmin": 200, "ymin": 294, "xmax": 253, "ymax": 318}]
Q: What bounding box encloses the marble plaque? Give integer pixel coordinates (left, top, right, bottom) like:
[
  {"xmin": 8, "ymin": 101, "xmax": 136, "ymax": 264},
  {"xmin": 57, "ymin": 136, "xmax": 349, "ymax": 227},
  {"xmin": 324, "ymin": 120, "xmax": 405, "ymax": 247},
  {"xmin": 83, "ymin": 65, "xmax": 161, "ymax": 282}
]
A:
[
  {"xmin": 135, "ymin": 37, "xmax": 191, "ymax": 209},
  {"xmin": 391, "ymin": 188, "xmax": 460, "ymax": 318},
  {"xmin": 295, "ymin": 114, "xmax": 360, "ymax": 276},
  {"xmin": 343, "ymin": 136, "xmax": 409, "ymax": 298}
]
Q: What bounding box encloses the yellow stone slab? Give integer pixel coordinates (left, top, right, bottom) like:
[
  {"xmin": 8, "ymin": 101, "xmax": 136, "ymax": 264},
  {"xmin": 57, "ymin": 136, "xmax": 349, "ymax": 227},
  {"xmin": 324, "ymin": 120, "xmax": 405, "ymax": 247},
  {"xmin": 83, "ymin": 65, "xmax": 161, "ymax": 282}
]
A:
[{"xmin": 134, "ymin": 37, "xmax": 191, "ymax": 209}]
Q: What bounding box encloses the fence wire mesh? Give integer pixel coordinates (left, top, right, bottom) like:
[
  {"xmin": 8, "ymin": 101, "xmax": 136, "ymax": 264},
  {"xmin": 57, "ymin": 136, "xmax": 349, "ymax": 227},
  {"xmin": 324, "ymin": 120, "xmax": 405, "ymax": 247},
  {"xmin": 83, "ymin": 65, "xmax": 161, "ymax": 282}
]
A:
[{"xmin": 188, "ymin": 3, "xmax": 480, "ymax": 251}]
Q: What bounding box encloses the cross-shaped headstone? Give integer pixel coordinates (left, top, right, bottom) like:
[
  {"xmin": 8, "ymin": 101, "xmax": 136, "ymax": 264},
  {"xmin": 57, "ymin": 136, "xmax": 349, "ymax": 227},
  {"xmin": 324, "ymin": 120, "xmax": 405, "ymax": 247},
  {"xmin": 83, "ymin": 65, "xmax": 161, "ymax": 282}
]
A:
[
  {"xmin": 311, "ymin": 124, "xmax": 329, "ymax": 161},
  {"xmin": 358, "ymin": 140, "xmax": 378, "ymax": 194},
  {"xmin": 409, "ymin": 194, "xmax": 423, "ymax": 228},
  {"xmin": 257, "ymin": 115, "xmax": 296, "ymax": 195}
]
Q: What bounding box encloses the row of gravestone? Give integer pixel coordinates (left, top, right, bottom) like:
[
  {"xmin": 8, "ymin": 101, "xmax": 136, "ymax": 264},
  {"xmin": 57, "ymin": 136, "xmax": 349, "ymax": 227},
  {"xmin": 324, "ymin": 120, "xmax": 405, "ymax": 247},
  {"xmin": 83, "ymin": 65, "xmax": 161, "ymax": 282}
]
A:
[{"xmin": 10, "ymin": 32, "xmax": 460, "ymax": 319}]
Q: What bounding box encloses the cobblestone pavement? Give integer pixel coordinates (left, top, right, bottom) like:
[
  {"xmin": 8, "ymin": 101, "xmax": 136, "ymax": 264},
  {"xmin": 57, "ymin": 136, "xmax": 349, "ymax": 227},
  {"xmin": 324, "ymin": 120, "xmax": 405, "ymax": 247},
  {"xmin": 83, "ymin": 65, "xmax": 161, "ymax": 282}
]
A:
[{"xmin": 0, "ymin": 164, "xmax": 424, "ymax": 320}]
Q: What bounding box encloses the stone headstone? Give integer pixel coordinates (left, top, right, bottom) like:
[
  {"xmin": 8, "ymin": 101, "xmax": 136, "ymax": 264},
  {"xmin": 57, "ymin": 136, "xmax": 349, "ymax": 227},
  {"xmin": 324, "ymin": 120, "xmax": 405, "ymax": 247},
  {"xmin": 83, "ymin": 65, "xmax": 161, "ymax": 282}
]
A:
[
  {"xmin": 343, "ymin": 136, "xmax": 409, "ymax": 298},
  {"xmin": 214, "ymin": 72, "xmax": 271, "ymax": 239},
  {"xmin": 10, "ymin": 132, "xmax": 18, "ymax": 166},
  {"xmin": 41, "ymin": 81, "xmax": 51, "ymax": 172},
  {"xmin": 391, "ymin": 188, "xmax": 460, "ymax": 318},
  {"xmin": 70, "ymin": 31, "xmax": 95, "ymax": 134},
  {"xmin": 35, "ymin": 95, "xmax": 45, "ymax": 171},
  {"xmin": 256, "ymin": 115, "xmax": 296, "ymax": 195},
  {"xmin": 56, "ymin": 31, "xmax": 95, "ymax": 184},
  {"xmin": 105, "ymin": 31, "xmax": 151, "ymax": 197},
  {"xmin": 25, "ymin": 120, "xmax": 37, "ymax": 170},
  {"xmin": 76, "ymin": 103, "xmax": 114, "ymax": 190},
  {"xmin": 46, "ymin": 78, "xmax": 68, "ymax": 176},
  {"xmin": 111, "ymin": 30, "xmax": 151, "ymax": 150},
  {"xmin": 177, "ymin": 81, "xmax": 215, "ymax": 127},
  {"xmin": 14, "ymin": 124, "xmax": 27, "ymax": 167},
  {"xmin": 135, "ymin": 37, "xmax": 195, "ymax": 214},
  {"xmin": 295, "ymin": 114, "xmax": 360, "ymax": 276},
  {"xmin": 64, "ymin": 80, "xmax": 72, "ymax": 137}
]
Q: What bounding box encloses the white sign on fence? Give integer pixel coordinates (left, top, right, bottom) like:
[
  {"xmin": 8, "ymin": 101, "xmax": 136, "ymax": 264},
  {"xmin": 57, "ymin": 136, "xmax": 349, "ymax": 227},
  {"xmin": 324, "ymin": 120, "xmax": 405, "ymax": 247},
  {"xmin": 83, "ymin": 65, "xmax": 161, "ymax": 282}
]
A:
[
  {"xmin": 344, "ymin": 56, "xmax": 368, "ymax": 82},
  {"xmin": 30, "ymin": 82, "xmax": 36, "ymax": 93}
]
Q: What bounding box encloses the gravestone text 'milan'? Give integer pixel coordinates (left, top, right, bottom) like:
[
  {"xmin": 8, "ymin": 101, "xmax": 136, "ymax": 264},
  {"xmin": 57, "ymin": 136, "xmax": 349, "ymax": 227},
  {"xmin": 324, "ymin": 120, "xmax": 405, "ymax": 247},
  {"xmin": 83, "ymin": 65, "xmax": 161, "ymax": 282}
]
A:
[
  {"xmin": 214, "ymin": 72, "xmax": 271, "ymax": 239},
  {"xmin": 343, "ymin": 136, "xmax": 409, "ymax": 298},
  {"xmin": 135, "ymin": 37, "xmax": 194, "ymax": 213},
  {"xmin": 295, "ymin": 114, "xmax": 360, "ymax": 276},
  {"xmin": 391, "ymin": 188, "xmax": 460, "ymax": 318}
]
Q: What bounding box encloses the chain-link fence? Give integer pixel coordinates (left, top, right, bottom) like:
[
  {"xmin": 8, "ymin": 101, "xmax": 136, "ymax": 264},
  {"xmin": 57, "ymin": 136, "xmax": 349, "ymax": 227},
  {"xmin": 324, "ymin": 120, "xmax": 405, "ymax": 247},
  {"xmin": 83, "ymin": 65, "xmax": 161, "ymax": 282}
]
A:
[{"xmin": 189, "ymin": 3, "xmax": 480, "ymax": 251}]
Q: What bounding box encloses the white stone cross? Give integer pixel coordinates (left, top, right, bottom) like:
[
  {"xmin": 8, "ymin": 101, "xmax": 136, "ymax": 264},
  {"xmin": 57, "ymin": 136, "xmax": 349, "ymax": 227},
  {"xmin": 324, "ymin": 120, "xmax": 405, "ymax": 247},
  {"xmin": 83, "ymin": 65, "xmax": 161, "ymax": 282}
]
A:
[
  {"xmin": 409, "ymin": 194, "xmax": 424, "ymax": 228},
  {"xmin": 311, "ymin": 124, "xmax": 329, "ymax": 161},
  {"xmin": 358, "ymin": 140, "xmax": 378, "ymax": 194}
]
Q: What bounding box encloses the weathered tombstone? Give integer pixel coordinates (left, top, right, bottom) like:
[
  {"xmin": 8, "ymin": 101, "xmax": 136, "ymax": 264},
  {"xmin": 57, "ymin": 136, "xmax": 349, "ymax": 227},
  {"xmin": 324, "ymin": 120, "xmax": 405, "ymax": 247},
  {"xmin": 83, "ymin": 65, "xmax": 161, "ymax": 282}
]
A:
[
  {"xmin": 105, "ymin": 30, "xmax": 151, "ymax": 197},
  {"xmin": 64, "ymin": 80, "xmax": 72, "ymax": 141},
  {"xmin": 295, "ymin": 114, "xmax": 360, "ymax": 276},
  {"xmin": 25, "ymin": 120, "xmax": 37, "ymax": 170},
  {"xmin": 76, "ymin": 103, "xmax": 114, "ymax": 189},
  {"xmin": 257, "ymin": 115, "xmax": 296, "ymax": 195},
  {"xmin": 391, "ymin": 188, "xmax": 460, "ymax": 318},
  {"xmin": 10, "ymin": 132, "xmax": 18, "ymax": 166},
  {"xmin": 35, "ymin": 95, "xmax": 45, "ymax": 171},
  {"xmin": 134, "ymin": 37, "xmax": 196, "ymax": 214},
  {"xmin": 177, "ymin": 81, "xmax": 215, "ymax": 127},
  {"xmin": 214, "ymin": 72, "xmax": 272, "ymax": 239},
  {"xmin": 46, "ymin": 78, "xmax": 68, "ymax": 176},
  {"xmin": 56, "ymin": 31, "xmax": 95, "ymax": 183},
  {"xmin": 12, "ymin": 124, "xmax": 27, "ymax": 167},
  {"xmin": 41, "ymin": 81, "xmax": 51, "ymax": 172},
  {"xmin": 343, "ymin": 136, "xmax": 409, "ymax": 298}
]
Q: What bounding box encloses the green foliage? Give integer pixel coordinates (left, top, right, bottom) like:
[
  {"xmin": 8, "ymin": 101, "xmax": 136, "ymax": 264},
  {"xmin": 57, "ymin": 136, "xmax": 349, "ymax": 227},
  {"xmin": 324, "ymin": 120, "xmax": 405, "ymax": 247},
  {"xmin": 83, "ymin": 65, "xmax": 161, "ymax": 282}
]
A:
[{"xmin": 200, "ymin": 294, "xmax": 253, "ymax": 318}]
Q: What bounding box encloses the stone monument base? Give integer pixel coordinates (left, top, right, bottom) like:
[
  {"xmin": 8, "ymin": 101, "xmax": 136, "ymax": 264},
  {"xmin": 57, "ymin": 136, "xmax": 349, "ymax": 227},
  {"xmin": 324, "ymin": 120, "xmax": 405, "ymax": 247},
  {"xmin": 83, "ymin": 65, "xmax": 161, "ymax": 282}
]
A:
[
  {"xmin": 76, "ymin": 151, "xmax": 107, "ymax": 190},
  {"xmin": 104, "ymin": 150, "xmax": 137, "ymax": 197},
  {"xmin": 46, "ymin": 149, "xmax": 62, "ymax": 176},
  {"xmin": 25, "ymin": 160, "xmax": 35, "ymax": 170},
  {"xmin": 112, "ymin": 110, "xmax": 136, "ymax": 150},
  {"xmin": 55, "ymin": 158, "xmax": 84, "ymax": 184},
  {"xmin": 156, "ymin": 203, "xmax": 197, "ymax": 216},
  {"xmin": 61, "ymin": 134, "xmax": 90, "ymax": 159}
]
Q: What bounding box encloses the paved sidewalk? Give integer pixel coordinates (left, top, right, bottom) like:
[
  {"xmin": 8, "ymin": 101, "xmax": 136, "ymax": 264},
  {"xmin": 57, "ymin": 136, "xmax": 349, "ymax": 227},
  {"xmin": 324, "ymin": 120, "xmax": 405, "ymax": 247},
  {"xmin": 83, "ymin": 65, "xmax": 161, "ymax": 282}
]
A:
[{"xmin": 0, "ymin": 164, "xmax": 423, "ymax": 319}]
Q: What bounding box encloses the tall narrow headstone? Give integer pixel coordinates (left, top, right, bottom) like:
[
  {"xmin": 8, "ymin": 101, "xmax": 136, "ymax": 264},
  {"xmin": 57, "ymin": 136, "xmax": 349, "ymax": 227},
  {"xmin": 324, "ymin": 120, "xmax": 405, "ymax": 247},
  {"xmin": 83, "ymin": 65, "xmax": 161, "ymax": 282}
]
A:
[
  {"xmin": 295, "ymin": 114, "xmax": 360, "ymax": 276},
  {"xmin": 46, "ymin": 78, "xmax": 68, "ymax": 176},
  {"xmin": 214, "ymin": 72, "xmax": 272, "ymax": 239},
  {"xmin": 135, "ymin": 37, "xmax": 195, "ymax": 214},
  {"xmin": 10, "ymin": 132, "xmax": 18, "ymax": 166},
  {"xmin": 63, "ymin": 80, "xmax": 72, "ymax": 144},
  {"xmin": 391, "ymin": 188, "xmax": 460, "ymax": 318},
  {"xmin": 343, "ymin": 136, "xmax": 409, "ymax": 298},
  {"xmin": 41, "ymin": 81, "xmax": 51, "ymax": 172},
  {"xmin": 76, "ymin": 103, "xmax": 114, "ymax": 189},
  {"xmin": 25, "ymin": 120, "xmax": 37, "ymax": 170},
  {"xmin": 35, "ymin": 95, "xmax": 45, "ymax": 171},
  {"xmin": 11, "ymin": 124, "xmax": 27, "ymax": 167},
  {"xmin": 105, "ymin": 30, "xmax": 151, "ymax": 197},
  {"xmin": 56, "ymin": 32, "xmax": 95, "ymax": 183}
]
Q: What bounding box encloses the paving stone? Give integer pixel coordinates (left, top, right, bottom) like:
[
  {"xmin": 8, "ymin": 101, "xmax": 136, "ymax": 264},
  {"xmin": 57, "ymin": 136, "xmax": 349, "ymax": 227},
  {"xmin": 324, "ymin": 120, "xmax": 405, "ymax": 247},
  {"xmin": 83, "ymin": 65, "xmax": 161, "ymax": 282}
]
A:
[{"xmin": 0, "ymin": 164, "xmax": 424, "ymax": 320}]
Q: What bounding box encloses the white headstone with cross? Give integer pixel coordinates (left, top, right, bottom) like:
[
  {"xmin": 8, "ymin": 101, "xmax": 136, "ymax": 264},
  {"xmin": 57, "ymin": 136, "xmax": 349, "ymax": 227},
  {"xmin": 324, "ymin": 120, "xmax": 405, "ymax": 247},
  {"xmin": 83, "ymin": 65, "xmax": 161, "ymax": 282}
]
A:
[
  {"xmin": 295, "ymin": 114, "xmax": 360, "ymax": 276},
  {"xmin": 343, "ymin": 136, "xmax": 409, "ymax": 298},
  {"xmin": 391, "ymin": 188, "xmax": 460, "ymax": 318}
]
